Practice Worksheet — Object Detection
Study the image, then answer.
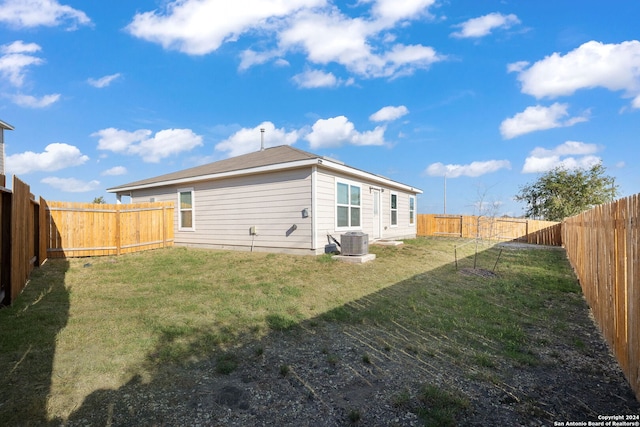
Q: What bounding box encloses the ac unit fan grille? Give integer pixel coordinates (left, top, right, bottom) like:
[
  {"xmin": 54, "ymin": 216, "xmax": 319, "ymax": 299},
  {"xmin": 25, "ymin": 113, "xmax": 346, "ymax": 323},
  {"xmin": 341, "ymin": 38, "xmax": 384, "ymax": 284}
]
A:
[{"xmin": 340, "ymin": 232, "xmax": 369, "ymax": 256}]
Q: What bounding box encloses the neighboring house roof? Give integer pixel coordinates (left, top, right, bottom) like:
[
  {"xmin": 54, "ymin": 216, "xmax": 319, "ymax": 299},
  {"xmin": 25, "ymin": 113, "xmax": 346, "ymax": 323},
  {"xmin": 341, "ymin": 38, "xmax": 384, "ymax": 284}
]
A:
[
  {"xmin": 0, "ymin": 119, "xmax": 14, "ymax": 131},
  {"xmin": 107, "ymin": 145, "xmax": 422, "ymax": 194}
]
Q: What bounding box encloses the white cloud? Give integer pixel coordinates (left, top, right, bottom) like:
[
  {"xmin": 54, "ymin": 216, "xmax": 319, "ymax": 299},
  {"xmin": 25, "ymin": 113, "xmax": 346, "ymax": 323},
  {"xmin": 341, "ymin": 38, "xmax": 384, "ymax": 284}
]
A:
[
  {"xmin": 238, "ymin": 49, "xmax": 281, "ymax": 71},
  {"xmin": 511, "ymin": 40, "xmax": 640, "ymax": 108},
  {"xmin": 451, "ymin": 12, "xmax": 520, "ymax": 39},
  {"xmin": 425, "ymin": 160, "xmax": 511, "ymax": 178},
  {"xmin": 292, "ymin": 69, "xmax": 337, "ymax": 88},
  {"xmin": 93, "ymin": 128, "xmax": 203, "ymax": 163},
  {"xmin": 291, "ymin": 69, "xmax": 355, "ymax": 88},
  {"xmin": 214, "ymin": 121, "xmax": 301, "ymax": 157},
  {"xmin": 507, "ymin": 61, "xmax": 528, "ymax": 73},
  {"xmin": 94, "ymin": 128, "xmax": 151, "ymax": 153},
  {"xmin": 369, "ymin": 105, "xmax": 409, "ymax": 122},
  {"xmin": 369, "ymin": 0, "xmax": 436, "ymax": 25},
  {"xmin": 0, "ymin": 40, "xmax": 43, "ymax": 87},
  {"xmin": 1, "ymin": 40, "xmax": 40, "ymax": 54},
  {"xmin": 0, "ymin": 41, "xmax": 62, "ymax": 108},
  {"xmin": 305, "ymin": 115, "xmax": 386, "ymax": 149},
  {"xmin": 11, "ymin": 93, "xmax": 60, "ymax": 108},
  {"xmin": 41, "ymin": 177, "xmax": 100, "ymax": 193},
  {"xmin": 101, "ymin": 166, "xmax": 127, "ymax": 176},
  {"xmin": 522, "ymin": 141, "xmax": 602, "ymax": 173},
  {"xmin": 500, "ymin": 102, "xmax": 588, "ymax": 139},
  {"xmin": 127, "ymin": 0, "xmax": 323, "ymax": 56},
  {"xmin": 530, "ymin": 140, "xmax": 599, "ymax": 157},
  {"xmin": 127, "ymin": 0, "xmax": 444, "ymax": 80},
  {"xmin": 88, "ymin": 73, "xmax": 122, "ymax": 88},
  {"xmin": 522, "ymin": 155, "xmax": 601, "ymax": 174},
  {"xmin": 6, "ymin": 143, "xmax": 89, "ymax": 175},
  {"xmin": 279, "ymin": 10, "xmax": 444, "ymax": 79},
  {"xmin": 0, "ymin": 0, "xmax": 91, "ymax": 29}
]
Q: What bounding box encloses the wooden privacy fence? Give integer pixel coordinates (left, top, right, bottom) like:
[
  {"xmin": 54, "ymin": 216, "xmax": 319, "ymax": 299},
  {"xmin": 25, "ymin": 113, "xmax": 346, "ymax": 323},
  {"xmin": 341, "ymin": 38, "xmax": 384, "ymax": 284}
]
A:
[
  {"xmin": 562, "ymin": 194, "xmax": 640, "ymax": 400},
  {"xmin": 46, "ymin": 201, "xmax": 175, "ymax": 258},
  {"xmin": 417, "ymin": 214, "xmax": 562, "ymax": 246},
  {"xmin": 0, "ymin": 175, "xmax": 47, "ymax": 306}
]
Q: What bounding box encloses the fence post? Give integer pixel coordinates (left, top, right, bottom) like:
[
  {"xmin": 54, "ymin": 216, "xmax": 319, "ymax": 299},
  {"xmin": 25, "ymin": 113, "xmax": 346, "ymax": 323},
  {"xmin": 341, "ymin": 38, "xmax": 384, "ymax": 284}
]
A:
[
  {"xmin": 38, "ymin": 197, "xmax": 47, "ymax": 265},
  {"xmin": 0, "ymin": 188, "xmax": 10, "ymax": 306},
  {"xmin": 162, "ymin": 204, "xmax": 167, "ymax": 248},
  {"xmin": 115, "ymin": 204, "xmax": 121, "ymax": 256}
]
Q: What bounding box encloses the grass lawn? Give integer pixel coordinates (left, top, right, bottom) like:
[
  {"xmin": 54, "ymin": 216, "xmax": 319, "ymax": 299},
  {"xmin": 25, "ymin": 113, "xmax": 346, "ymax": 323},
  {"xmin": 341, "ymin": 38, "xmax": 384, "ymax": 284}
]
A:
[{"xmin": 0, "ymin": 237, "xmax": 621, "ymax": 424}]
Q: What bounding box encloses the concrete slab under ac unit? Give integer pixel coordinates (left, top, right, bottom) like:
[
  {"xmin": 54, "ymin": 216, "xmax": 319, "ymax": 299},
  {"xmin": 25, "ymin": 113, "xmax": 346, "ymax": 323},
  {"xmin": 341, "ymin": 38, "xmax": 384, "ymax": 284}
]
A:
[
  {"xmin": 331, "ymin": 253, "xmax": 376, "ymax": 264},
  {"xmin": 372, "ymin": 240, "xmax": 404, "ymax": 246}
]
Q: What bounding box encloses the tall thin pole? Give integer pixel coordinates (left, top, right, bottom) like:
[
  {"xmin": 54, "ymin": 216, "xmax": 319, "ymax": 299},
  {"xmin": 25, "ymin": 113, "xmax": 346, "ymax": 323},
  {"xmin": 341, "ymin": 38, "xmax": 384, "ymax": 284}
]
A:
[{"xmin": 260, "ymin": 128, "xmax": 265, "ymax": 151}]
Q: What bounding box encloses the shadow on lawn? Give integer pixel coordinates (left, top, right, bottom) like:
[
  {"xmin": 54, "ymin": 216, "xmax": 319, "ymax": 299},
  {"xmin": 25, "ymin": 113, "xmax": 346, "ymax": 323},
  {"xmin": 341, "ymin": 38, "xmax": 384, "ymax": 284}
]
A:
[
  {"xmin": 0, "ymin": 258, "xmax": 70, "ymax": 426},
  {"xmin": 13, "ymin": 243, "xmax": 640, "ymax": 425}
]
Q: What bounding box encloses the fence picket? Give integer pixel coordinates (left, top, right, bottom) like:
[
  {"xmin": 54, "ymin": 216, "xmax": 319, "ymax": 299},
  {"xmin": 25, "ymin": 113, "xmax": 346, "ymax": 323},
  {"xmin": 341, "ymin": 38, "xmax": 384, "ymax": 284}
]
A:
[
  {"xmin": 416, "ymin": 214, "xmax": 562, "ymax": 246},
  {"xmin": 45, "ymin": 201, "xmax": 174, "ymax": 258},
  {"xmin": 563, "ymin": 195, "xmax": 640, "ymax": 401}
]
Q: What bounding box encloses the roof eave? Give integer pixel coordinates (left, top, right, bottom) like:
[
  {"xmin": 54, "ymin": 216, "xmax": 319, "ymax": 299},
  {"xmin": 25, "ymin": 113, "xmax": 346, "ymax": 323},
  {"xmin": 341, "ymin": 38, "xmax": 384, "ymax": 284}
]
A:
[
  {"xmin": 107, "ymin": 158, "xmax": 322, "ymax": 193},
  {"xmin": 318, "ymin": 158, "xmax": 423, "ymax": 194},
  {"xmin": 108, "ymin": 157, "xmax": 423, "ymax": 195},
  {"xmin": 0, "ymin": 120, "xmax": 15, "ymax": 131}
]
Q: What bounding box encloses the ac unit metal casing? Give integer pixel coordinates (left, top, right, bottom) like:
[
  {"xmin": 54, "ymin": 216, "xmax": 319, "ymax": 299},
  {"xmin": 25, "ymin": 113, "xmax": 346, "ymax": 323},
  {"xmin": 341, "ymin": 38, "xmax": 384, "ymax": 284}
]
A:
[{"xmin": 340, "ymin": 232, "xmax": 369, "ymax": 256}]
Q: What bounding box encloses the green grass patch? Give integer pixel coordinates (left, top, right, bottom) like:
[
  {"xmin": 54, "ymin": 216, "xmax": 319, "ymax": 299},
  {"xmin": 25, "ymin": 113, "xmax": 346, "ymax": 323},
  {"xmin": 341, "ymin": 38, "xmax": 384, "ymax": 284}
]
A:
[
  {"xmin": 417, "ymin": 384, "xmax": 470, "ymax": 427},
  {"xmin": 216, "ymin": 352, "xmax": 239, "ymax": 375}
]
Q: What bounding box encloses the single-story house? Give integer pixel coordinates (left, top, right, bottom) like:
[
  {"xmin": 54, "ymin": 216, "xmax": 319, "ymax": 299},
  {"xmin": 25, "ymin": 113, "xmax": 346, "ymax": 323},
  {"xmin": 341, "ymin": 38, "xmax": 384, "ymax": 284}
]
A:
[{"xmin": 107, "ymin": 145, "xmax": 422, "ymax": 255}]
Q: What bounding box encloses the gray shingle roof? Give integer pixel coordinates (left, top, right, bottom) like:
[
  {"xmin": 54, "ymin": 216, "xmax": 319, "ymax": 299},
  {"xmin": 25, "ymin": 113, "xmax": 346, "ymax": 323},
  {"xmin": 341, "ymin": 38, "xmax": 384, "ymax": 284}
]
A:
[
  {"xmin": 108, "ymin": 144, "xmax": 422, "ymax": 194},
  {"xmin": 108, "ymin": 145, "xmax": 320, "ymax": 191}
]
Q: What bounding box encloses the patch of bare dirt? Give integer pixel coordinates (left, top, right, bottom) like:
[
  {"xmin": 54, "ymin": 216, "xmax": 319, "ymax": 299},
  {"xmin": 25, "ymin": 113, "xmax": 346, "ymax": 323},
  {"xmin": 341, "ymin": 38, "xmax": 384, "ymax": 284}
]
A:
[
  {"xmin": 459, "ymin": 268, "xmax": 499, "ymax": 278},
  {"xmin": 64, "ymin": 317, "xmax": 639, "ymax": 426}
]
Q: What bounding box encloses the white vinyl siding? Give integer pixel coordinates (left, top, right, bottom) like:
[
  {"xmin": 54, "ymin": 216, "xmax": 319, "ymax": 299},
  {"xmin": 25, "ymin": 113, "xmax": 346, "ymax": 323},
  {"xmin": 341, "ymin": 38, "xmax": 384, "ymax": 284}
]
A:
[
  {"xmin": 133, "ymin": 169, "xmax": 314, "ymax": 253},
  {"xmin": 314, "ymin": 170, "xmax": 418, "ymax": 248},
  {"xmin": 130, "ymin": 166, "xmax": 419, "ymax": 255}
]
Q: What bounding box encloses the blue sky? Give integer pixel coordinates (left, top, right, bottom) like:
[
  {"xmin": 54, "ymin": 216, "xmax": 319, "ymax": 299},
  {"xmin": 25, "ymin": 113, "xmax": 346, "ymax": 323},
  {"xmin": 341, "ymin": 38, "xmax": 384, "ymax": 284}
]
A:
[{"xmin": 0, "ymin": 0, "xmax": 638, "ymax": 215}]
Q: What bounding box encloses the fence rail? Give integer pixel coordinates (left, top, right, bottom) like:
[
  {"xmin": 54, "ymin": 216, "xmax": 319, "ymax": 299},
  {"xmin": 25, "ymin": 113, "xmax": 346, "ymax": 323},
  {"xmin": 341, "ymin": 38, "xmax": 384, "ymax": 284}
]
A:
[
  {"xmin": 45, "ymin": 201, "xmax": 174, "ymax": 258},
  {"xmin": 562, "ymin": 194, "xmax": 640, "ymax": 400},
  {"xmin": 417, "ymin": 214, "xmax": 562, "ymax": 246}
]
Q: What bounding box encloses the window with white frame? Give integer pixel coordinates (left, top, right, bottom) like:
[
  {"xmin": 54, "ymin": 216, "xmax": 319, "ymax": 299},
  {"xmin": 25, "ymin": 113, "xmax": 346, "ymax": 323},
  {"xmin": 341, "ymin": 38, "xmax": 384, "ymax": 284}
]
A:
[
  {"xmin": 336, "ymin": 181, "xmax": 361, "ymax": 228},
  {"xmin": 390, "ymin": 193, "xmax": 398, "ymax": 226},
  {"xmin": 178, "ymin": 188, "xmax": 195, "ymax": 230},
  {"xmin": 409, "ymin": 196, "xmax": 416, "ymax": 225}
]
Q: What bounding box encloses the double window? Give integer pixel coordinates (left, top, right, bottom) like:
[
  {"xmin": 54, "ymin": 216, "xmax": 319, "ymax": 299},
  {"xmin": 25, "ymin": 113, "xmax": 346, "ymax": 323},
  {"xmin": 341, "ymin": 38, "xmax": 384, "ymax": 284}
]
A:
[
  {"xmin": 178, "ymin": 188, "xmax": 195, "ymax": 231},
  {"xmin": 337, "ymin": 181, "xmax": 361, "ymax": 228}
]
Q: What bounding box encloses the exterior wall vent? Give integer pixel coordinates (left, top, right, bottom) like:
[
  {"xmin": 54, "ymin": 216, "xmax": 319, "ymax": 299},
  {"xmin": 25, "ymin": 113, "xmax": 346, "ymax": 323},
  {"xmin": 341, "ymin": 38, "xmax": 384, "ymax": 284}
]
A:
[{"xmin": 340, "ymin": 232, "xmax": 369, "ymax": 256}]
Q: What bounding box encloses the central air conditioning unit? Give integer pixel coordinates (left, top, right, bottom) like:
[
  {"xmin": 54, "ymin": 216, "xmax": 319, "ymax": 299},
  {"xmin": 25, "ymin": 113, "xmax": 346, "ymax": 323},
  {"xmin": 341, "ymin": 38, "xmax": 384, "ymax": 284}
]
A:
[{"xmin": 340, "ymin": 232, "xmax": 369, "ymax": 256}]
